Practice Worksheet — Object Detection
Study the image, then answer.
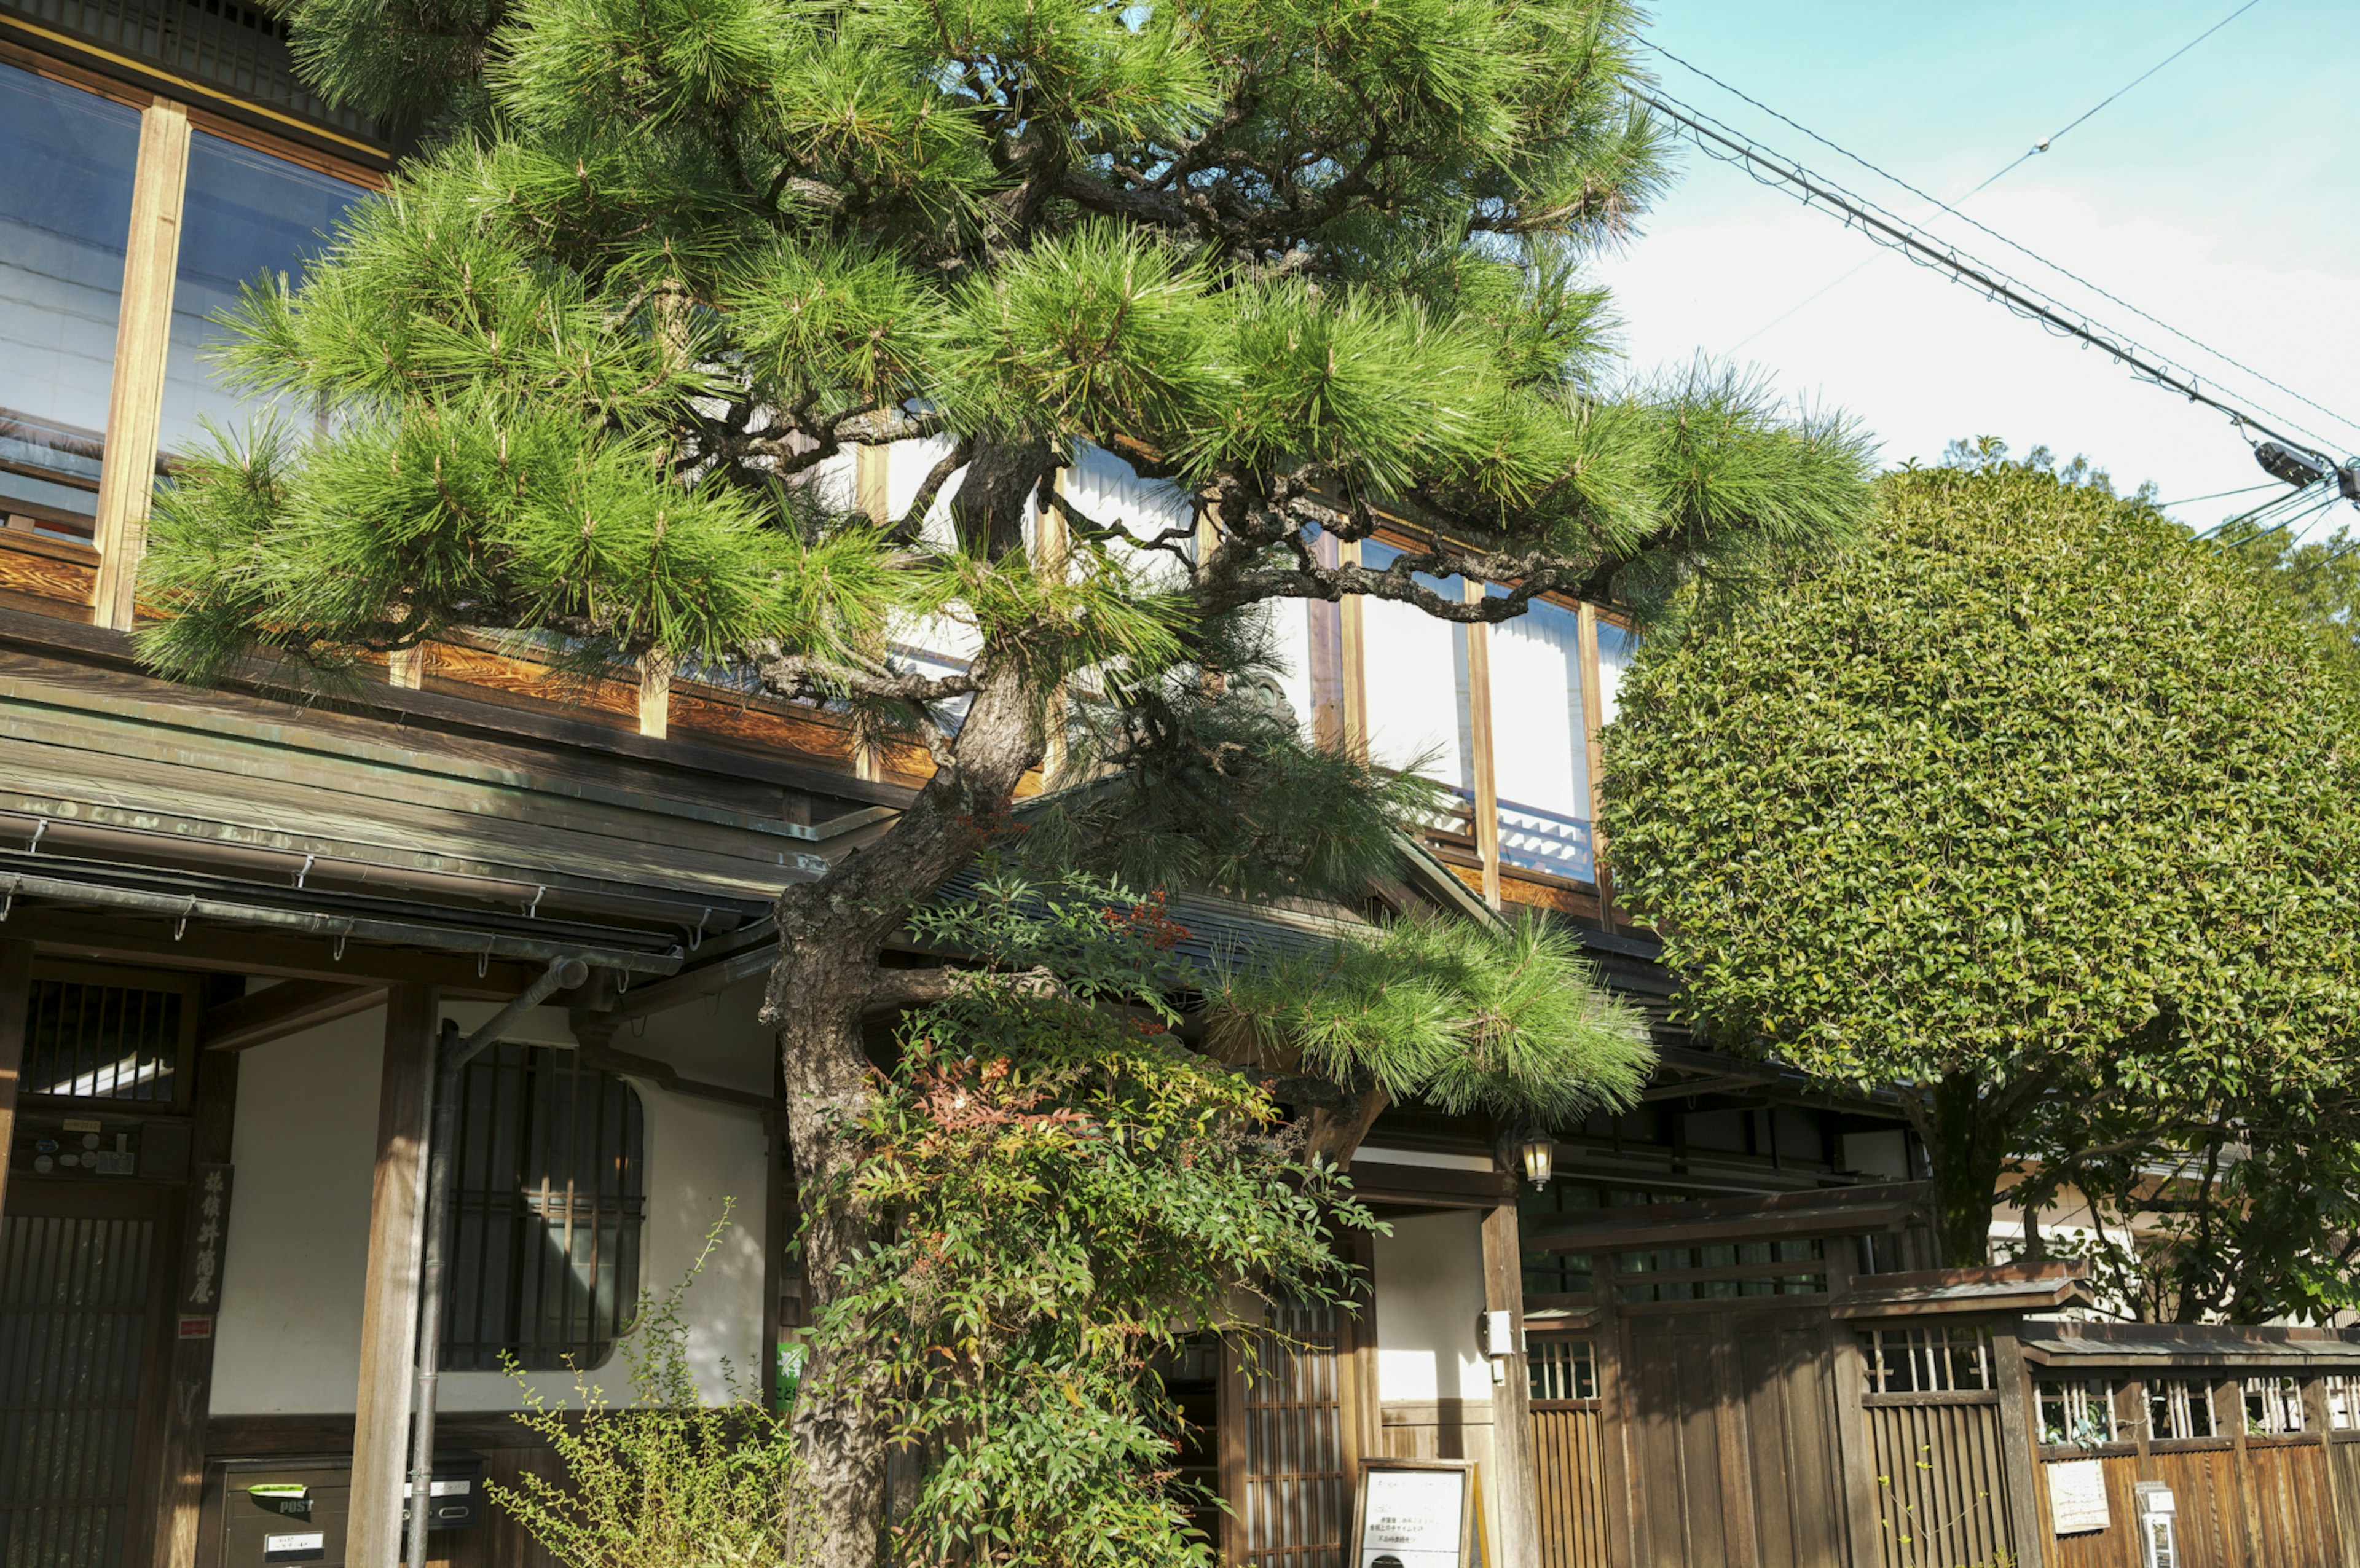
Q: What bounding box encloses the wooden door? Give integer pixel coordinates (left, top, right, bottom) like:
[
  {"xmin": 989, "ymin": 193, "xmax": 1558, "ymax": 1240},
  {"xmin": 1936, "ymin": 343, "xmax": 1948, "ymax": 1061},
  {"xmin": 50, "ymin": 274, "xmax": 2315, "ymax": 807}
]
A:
[
  {"xmin": 0, "ymin": 1183, "xmax": 178, "ymax": 1568},
  {"xmin": 1618, "ymin": 1309, "xmax": 1855, "ymax": 1568}
]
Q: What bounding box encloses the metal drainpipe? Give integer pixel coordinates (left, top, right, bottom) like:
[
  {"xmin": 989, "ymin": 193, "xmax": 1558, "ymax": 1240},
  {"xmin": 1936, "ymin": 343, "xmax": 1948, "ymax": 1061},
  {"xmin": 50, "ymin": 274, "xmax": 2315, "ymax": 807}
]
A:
[{"xmin": 405, "ymin": 954, "xmax": 590, "ymax": 1568}]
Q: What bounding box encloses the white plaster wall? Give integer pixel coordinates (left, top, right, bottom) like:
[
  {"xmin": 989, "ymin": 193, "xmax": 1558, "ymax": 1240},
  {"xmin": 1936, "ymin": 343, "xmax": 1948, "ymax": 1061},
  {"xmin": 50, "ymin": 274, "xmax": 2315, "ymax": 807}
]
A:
[
  {"xmin": 210, "ymin": 997, "xmax": 769, "ymax": 1414},
  {"xmin": 1370, "ymin": 1209, "xmax": 1492, "ymax": 1405},
  {"xmin": 1369, "ymin": 1210, "xmax": 1503, "ymax": 1550}
]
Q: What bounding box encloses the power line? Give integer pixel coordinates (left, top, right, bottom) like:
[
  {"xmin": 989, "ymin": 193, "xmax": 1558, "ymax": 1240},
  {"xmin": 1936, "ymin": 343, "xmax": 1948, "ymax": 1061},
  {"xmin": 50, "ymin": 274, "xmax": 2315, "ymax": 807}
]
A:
[
  {"xmin": 1968, "ymin": 0, "xmax": 2265, "ymax": 199},
  {"xmin": 2158, "ymin": 482, "xmax": 2280, "ymax": 508},
  {"xmin": 2199, "ymin": 479, "xmax": 2338, "ymax": 541},
  {"xmin": 1634, "ymin": 85, "xmax": 2356, "ymax": 463},
  {"xmin": 1645, "ymin": 28, "xmax": 2360, "ymax": 452}
]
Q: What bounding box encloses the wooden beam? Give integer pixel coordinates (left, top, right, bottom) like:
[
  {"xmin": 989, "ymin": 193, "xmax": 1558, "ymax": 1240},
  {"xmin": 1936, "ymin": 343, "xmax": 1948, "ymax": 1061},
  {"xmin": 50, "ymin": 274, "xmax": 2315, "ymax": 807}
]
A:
[
  {"xmin": 155, "ymin": 1044, "xmax": 239, "ymax": 1568},
  {"xmin": 0, "ymin": 936, "xmax": 30, "ymax": 1225},
  {"xmin": 347, "ymin": 984, "xmax": 436, "ymax": 1568},
  {"xmin": 1575, "ymin": 602, "xmax": 1613, "ymax": 931},
  {"xmin": 203, "ymin": 979, "xmax": 387, "ymax": 1051},
  {"xmin": 89, "ymin": 99, "xmax": 191, "ymax": 631},
  {"xmin": 1480, "ymin": 1203, "xmax": 1541, "ymax": 1568},
  {"xmin": 1339, "ymin": 537, "xmax": 1368, "ymax": 762},
  {"xmin": 637, "ymin": 653, "xmax": 671, "ymax": 739},
  {"xmin": 1462, "ymin": 579, "xmax": 1502, "ymax": 911}
]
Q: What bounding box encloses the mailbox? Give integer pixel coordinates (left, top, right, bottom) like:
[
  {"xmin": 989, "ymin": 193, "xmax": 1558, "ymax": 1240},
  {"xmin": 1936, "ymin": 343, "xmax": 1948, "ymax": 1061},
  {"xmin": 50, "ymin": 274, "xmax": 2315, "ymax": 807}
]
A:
[
  {"xmin": 218, "ymin": 1454, "xmax": 486, "ymax": 1568},
  {"xmin": 2134, "ymin": 1481, "xmax": 2178, "ymax": 1568}
]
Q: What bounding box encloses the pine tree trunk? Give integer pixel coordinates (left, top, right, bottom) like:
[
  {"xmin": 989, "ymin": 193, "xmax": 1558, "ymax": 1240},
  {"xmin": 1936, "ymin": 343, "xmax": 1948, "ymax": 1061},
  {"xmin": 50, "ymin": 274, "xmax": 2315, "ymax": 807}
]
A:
[{"xmin": 760, "ymin": 660, "xmax": 1044, "ymax": 1568}]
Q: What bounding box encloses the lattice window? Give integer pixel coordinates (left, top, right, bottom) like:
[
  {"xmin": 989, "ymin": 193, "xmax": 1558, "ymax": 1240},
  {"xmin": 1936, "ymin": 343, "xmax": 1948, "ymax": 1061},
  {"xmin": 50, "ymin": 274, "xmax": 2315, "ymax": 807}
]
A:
[
  {"xmin": 2147, "ymin": 1379, "xmax": 2215, "ymax": 1441},
  {"xmin": 1862, "ymin": 1328, "xmax": 1990, "ymax": 1395},
  {"xmin": 1237, "ymin": 1296, "xmax": 1353, "ymax": 1568},
  {"xmin": 2244, "ymin": 1376, "xmax": 2304, "ymax": 1436},
  {"xmin": 21, "ymin": 977, "xmax": 186, "ymax": 1104},
  {"xmin": 1528, "ymin": 1336, "xmax": 1595, "ymax": 1403},
  {"xmin": 2327, "ymin": 1375, "xmax": 2358, "ymax": 1431},
  {"xmin": 2037, "ymin": 1379, "xmax": 2121, "ymax": 1446},
  {"xmin": 440, "ymin": 1044, "xmax": 647, "ymax": 1372},
  {"xmin": 1616, "ymin": 1236, "xmax": 1825, "ymax": 1303}
]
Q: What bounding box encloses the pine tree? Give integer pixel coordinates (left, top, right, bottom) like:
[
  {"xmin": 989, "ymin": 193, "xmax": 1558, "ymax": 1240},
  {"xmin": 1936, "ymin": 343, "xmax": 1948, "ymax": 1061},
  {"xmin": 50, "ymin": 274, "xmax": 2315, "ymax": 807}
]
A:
[{"xmin": 140, "ymin": 0, "xmax": 1873, "ymax": 1557}]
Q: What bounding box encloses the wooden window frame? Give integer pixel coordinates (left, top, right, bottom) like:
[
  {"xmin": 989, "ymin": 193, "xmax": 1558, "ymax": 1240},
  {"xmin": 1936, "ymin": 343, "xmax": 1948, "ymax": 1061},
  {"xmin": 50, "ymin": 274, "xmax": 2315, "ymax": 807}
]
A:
[
  {"xmin": 1357, "ymin": 523, "xmax": 1616, "ymax": 901},
  {"xmin": 1, "ymin": 42, "xmax": 382, "ymax": 630}
]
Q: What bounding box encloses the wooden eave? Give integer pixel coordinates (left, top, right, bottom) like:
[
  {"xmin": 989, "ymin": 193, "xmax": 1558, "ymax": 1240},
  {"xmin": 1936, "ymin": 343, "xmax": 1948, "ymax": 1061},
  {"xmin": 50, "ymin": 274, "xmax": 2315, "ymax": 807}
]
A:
[
  {"xmin": 2019, "ymin": 1323, "xmax": 2360, "ymax": 1369},
  {"xmin": 1828, "ymin": 1261, "xmax": 2091, "ymax": 1320}
]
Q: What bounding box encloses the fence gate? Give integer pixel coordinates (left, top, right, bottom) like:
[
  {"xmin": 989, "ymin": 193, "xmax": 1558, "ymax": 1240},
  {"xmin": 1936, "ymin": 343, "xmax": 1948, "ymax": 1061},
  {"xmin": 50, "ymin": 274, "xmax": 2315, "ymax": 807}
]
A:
[{"xmin": 1520, "ymin": 1183, "xmax": 2045, "ymax": 1568}]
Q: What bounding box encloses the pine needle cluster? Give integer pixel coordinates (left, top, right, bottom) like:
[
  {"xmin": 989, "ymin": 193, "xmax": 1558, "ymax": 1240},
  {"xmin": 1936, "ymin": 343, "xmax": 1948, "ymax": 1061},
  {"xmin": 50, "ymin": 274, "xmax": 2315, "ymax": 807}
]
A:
[{"xmin": 147, "ymin": 0, "xmax": 1874, "ymax": 730}]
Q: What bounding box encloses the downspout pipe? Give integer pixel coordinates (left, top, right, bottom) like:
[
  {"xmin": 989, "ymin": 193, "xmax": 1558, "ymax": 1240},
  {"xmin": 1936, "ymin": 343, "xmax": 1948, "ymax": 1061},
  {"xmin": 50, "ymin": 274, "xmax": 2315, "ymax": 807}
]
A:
[{"xmin": 405, "ymin": 954, "xmax": 589, "ymax": 1568}]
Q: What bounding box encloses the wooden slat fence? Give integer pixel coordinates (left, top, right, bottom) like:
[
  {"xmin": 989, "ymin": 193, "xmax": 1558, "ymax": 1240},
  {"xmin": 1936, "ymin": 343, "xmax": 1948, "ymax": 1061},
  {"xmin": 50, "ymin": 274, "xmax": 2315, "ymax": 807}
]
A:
[
  {"xmin": 1863, "ymin": 1399, "xmax": 2012, "ymax": 1568},
  {"xmin": 1530, "ymin": 1404, "xmax": 1609, "ymax": 1568}
]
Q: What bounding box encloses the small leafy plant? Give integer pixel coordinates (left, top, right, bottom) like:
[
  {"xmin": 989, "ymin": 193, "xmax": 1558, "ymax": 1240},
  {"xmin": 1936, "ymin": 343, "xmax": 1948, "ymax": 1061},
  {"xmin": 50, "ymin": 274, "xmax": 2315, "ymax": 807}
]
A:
[{"xmin": 492, "ymin": 1204, "xmax": 819, "ymax": 1568}]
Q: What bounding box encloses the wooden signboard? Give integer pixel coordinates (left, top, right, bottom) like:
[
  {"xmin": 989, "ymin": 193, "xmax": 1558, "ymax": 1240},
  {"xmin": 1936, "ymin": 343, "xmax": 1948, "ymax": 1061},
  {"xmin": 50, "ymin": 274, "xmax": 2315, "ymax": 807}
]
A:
[
  {"xmin": 1350, "ymin": 1458, "xmax": 1481, "ymax": 1568},
  {"xmin": 2047, "ymin": 1457, "xmax": 2110, "ymax": 1535}
]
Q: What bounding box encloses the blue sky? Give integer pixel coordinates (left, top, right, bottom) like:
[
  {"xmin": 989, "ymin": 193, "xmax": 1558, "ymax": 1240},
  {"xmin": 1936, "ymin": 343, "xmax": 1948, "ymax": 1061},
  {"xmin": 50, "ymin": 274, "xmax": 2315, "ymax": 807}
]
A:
[{"xmin": 1588, "ymin": 1, "xmax": 2360, "ymax": 541}]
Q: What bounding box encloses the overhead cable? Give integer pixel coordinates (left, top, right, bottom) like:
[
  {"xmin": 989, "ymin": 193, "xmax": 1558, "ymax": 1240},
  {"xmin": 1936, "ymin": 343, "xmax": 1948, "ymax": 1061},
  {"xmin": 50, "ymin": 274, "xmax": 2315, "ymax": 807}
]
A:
[
  {"xmin": 1634, "ymin": 85, "xmax": 2354, "ymax": 462},
  {"xmin": 2157, "ymin": 482, "xmax": 2279, "ymax": 508},
  {"xmin": 1644, "ymin": 34, "xmax": 2360, "ymax": 451},
  {"xmin": 1965, "ymin": 0, "xmax": 2266, "ymax": 200}
]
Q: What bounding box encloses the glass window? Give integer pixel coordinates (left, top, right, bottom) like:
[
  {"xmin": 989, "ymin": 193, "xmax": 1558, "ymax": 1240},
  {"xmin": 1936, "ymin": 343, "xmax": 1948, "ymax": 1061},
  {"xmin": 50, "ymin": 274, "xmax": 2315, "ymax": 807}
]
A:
[
  {"xmin": 0, "ymin": 65, "xmax": 140, "ymax": 540},
  {"xmin": 2327, "ymin": 1374, "xmax": 2358, "ymax": 1431},
  {"xmin": 1359, "ymin": 539, "xmax": 1475, "ymax": 827},
  {"xmin": 441, "ymin": 1043, "xmax": 647, "ymax": 1371},
  {"xmin": 157, "ymin": 131, "xmax": 362, "ymax": 462},
  {"xmin": 1487, "ymin": 593, "xmax": 1594, "ymax": 882}
]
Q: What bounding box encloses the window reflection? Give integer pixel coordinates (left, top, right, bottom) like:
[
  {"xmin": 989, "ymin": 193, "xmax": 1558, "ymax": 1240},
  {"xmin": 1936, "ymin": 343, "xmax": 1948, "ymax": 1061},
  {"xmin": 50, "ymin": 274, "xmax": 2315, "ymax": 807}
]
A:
[
  {"xmin": 1489, "ymin": 592, "xmax": 1594, "ymax": 882},
  {"xmin": 1359, "ymin": 539, "xmax": 1474, "ymax": 793},
  {"xmin": 1597, "ymin": 619, "xmax": 1637, "ymax": 726},
  {"xmin": 159, "ymin": 131, "xmax": 361, "ymax": 461},
  {"xmin": 0, "ymin": 65, "xmax": 139, "ymax": 540}
]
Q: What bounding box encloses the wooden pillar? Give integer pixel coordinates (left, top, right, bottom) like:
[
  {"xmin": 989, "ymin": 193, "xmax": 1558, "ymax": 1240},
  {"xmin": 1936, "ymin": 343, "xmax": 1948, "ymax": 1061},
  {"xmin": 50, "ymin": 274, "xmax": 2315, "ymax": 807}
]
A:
[
  {"xmin": 347, "ymin": 986, "xmax": 437, "ymax": 1568},
  {"xmin": 0, "ymin": 938, "xmax": 31, "ymax": 1224},
  {"xmin": 1463, "ymin": 580, "xmax": 1501, "ymax": 909},
  {"xmin": 637, "ymin": 652, "xmax": 672, "ymax": 739},
  {"xmin": 1990, "ymin": 1322, "xmax": 2048, "ymax": 1568},
  {"xmin": 1339, "ymin": 539, "xmax": 1368, "ymax": 763},
  {"xmin": 155, "ymin": 1045, "xmax": 240, "ymax": 1568},
  {"xmin": 90, "ymin": 99, "xmax": 192, "ymax": 632},
  {"xmin": 856, "ymin": 442, "xmax": 891, "ymax": 525},
  {"xmin": 1575, "ymin": 602, "xmax": 1614, "ymax": 930},
  {"xmin": 1480, "ymin": 1203, "xmax": 1540, "ymax": 1567},
  {"xmin": 1822, "ymin": 1241, "xmax": 1886, "ymax": 1568}
]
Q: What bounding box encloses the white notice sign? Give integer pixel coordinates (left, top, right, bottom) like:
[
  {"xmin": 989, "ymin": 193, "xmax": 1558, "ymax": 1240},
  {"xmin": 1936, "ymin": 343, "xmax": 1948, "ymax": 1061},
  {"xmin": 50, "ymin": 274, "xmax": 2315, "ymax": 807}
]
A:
[
  {"xmin": 2048, "ymin": 1458, "xmax": 2110, "ymax": 1535},
  {"xmin": 1358, "ymin": 1468, "xmax": 1466, "ymax": 1568}
]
